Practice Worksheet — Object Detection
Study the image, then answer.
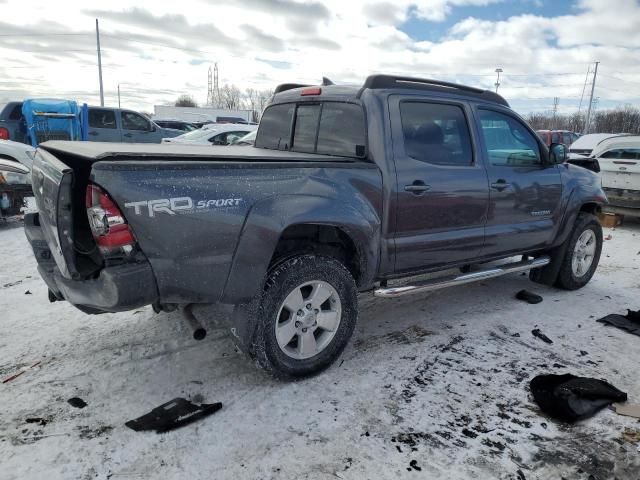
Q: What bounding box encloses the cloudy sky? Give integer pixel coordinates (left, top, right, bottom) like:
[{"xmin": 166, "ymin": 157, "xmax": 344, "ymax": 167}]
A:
[{"xmin": 1, "ymin": 0, "xmax": 639, "ymax": 116}]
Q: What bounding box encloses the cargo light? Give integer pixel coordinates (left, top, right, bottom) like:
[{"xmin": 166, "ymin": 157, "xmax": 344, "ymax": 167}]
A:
[
  {"xmin": 85, "ymin": 183, "xmax": 135, "ymax": 254},
  {"xmin": 301, "ymin": 87, "xmax": 321, "ymax": 96}
]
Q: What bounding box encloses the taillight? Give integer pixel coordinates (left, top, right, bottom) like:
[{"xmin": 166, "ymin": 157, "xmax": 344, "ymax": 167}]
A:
[
  {"xmin": 0, "ymin": 127, "xmax": 9, "ymax": 140},
  {"xmin": 86, "ymin": 183, "xmax": 135, "ymax": 255},
  {"xmin": 301, "ymin": 87, "xmax": 321, "ymax": 96}
]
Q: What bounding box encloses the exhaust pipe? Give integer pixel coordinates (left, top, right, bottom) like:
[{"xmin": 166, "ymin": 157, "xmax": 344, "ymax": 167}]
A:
[{"xmin": 182, "ymin": 305, "xmax": 207, "ymax": 341}]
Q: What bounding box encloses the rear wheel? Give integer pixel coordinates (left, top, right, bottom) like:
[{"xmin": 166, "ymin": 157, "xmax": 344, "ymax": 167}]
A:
[
  {"xmin": 254, "ymin": 255, "xmax": 357, "ymax": 379},
  {"xmin": 554, "ymin": 213, "xmax": 603, "ymax": 290}
]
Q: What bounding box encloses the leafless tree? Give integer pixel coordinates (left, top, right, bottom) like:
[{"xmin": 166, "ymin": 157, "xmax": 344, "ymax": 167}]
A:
[
  {"xmin": 526, "ymin": 106, "xmax": 640, "ymax": 134},
  {"xmin": 175, "ymin": 95, "xmax": 198, "ymax": 108}
]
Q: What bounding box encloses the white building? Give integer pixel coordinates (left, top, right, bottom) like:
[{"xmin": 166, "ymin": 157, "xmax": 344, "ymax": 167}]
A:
[{"xmin": 153, "ymin": 105, "xmax": 254, "ymax": 123}]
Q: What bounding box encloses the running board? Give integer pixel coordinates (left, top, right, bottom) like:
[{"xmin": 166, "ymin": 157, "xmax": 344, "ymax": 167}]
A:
[{"xmin": 373, "ymin": 256, "xmax": 550, "ymax": 298}]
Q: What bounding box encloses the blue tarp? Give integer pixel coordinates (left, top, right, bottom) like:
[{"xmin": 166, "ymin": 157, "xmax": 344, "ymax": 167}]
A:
[{"xmin": 21, "ymin": 98, "xmax": 81, "ymax": 147}]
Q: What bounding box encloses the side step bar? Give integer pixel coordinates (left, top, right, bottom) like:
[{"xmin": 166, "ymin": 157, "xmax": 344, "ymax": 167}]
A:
[{"xmin": 374, "ymin": 255, "xmax": 550, "ymax": 298}]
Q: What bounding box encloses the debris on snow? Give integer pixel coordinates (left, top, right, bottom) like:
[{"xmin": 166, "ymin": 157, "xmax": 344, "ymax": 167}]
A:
[
  {"xmin": 613, "ymin": 403, "xmax": 640, "ymax": 419},
  {"xmin": 622, "ymin": 428, "xmax": 640, "ymax": 444},
  {"xmin": 2, "ymin": 361, "xmax": 41, "ymax": 384},
  {"xmin": 125, "ymin": 398, "xmax": 222, "ymax": 433},
  {"xmin": 531, "ymin": 329, "xmax": 553, "ymax": 344},
  {"xmin": 515, "ymin": 290, "xmax": 543, "ymax": 304},
  {"xmin": 530, "ymin": 374, "xmax": 627, "ymax": 422},
  {"xmin": 597, "ymin": 309, "xmax": 640, "ymax": 337},
  {"xmin": 67, "ymin": 397, "xmax": 88, "ymax": 409}
]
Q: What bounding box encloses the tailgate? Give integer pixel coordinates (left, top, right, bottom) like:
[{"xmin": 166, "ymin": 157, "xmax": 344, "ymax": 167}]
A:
[
  {"xmin": 30, "ymin": 148, "xmax": 78, "ymax": 279},
  {"xmin": 599, "ymin": 158, "xmax": 640, "ymax": 191}
]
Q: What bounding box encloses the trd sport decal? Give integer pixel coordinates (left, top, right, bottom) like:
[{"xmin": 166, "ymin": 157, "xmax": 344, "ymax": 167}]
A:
[{"xmin": 125, "ymin": 197, "xmax": 242, "ymax": 217}]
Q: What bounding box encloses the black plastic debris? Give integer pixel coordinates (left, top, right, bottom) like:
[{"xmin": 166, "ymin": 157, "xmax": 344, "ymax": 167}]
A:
[
  {"xmin": 597, "ymin": 310, "xmax": 640, "ymax": 337},
  {"xmin": 68, "ymin": 397, "xmax": 87, "ymax": 409},
  {"xmin": 516, "ymin": 290, "xmax": 543, "ymax": 304},
  {"xmin": 125, "ymin": 398, "xmax": 222, "ymax": 433},
  {"xmin": 530, "ymin": 374, "xmax": 627, "ymax": 423},
  {"xmin": 531, "ymin": 329, "xmax": 553, "ymax": 344}
]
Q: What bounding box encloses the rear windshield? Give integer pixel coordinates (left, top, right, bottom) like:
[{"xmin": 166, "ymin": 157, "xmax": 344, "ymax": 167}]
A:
[{"xmin": 256, "ymin": 102, "xmax": 366, "ymax": 157}]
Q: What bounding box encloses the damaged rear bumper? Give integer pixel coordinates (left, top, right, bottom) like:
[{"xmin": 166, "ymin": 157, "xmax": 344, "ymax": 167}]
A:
[{"xmin": 25, "ymin": 212, "xmax": 158, "ymax": 313}]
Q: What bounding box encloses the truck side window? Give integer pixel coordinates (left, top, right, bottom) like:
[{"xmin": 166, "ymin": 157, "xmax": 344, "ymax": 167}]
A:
[
  {"xmin": 292, "ymin": 104, "xmax": 321, "ymax": 153},
  {"xmin": 255, "ymin": 103, "xmax": 295, "ymax": 150},
  {"xmin": 316, "ymin": 103, "xmax": 366, "ymax": 157},
  {"xmin": 88, "ymin": 109, "xmax": 116, "ymax": 129},
  {"xmin": 122, "ymin": 111, "xmax": 150, "ymax": 131},
  {"xmin": 478, "ymin": 110, "xmax": 541, "ymax": 167},
  {"xmin": 400, "ymin": 102, "xmax": 473, "ymax": 166}
]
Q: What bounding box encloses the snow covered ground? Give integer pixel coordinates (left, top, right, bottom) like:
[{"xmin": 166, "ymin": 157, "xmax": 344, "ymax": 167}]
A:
[{"xmin": 1, "ymin": 217, "xmax": 639, "ymax": 480}]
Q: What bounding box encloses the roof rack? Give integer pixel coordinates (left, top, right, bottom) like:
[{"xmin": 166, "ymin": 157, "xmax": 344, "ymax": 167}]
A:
[{"xmin": 360, "ymin": 74, "xmax": 509, "ymax": 106}]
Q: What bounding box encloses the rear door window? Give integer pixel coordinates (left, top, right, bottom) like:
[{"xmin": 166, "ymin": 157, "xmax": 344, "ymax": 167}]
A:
[
  {"xmin": 88, "ymin": 109, "xmax": 117, "ymax": 129},
  {"xmin": 121, "ymin": 111, "xmax": 150, "ymax": 131},
  {"xmin": 400, "ymin": 102, "xmax": 473, "ymax": 166}
]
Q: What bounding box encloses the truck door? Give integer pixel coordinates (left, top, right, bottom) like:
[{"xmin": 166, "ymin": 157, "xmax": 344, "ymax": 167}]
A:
[
  {"xmin": 474, "ymin": 107, "xmax": 562, "ymax": 256},
  {"xmin": 120, "ymin": 110, "xmax": 159, "ymax": 143},
  {"xmin": 390, "ymin": 96, "xmax": 489, "ymax": 273},
  {"xmin": 87, "ymin": 108, "xmax": 121, "ymax": 142}
]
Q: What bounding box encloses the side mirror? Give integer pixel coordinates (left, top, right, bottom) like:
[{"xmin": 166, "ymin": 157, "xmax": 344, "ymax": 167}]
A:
[{"xmin": 549, "ymin": 143, "xmax": 567, "ymax": 164}]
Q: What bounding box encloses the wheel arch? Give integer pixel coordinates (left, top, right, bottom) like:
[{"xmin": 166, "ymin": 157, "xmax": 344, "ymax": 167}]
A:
[{"xmin": 221, "ymin": 194, "xmax": 380, "ymax": 306}]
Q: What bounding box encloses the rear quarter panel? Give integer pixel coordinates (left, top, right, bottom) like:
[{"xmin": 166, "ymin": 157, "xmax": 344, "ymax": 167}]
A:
[{"xmin": 90, "ymin": 160, "xmax": 382, "ymax": 304}]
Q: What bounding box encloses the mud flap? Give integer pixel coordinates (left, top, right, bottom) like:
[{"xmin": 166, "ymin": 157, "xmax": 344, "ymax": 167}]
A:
[{"xmin": 529, "ymin": 240, "xmax": 570, "ymax": 286}]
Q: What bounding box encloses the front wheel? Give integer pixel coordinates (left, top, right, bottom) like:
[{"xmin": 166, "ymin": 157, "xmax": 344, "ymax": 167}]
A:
[
  {"xmin": 554, "ymin": 212, "xmax": 603, "ymax": 290},
  {"xmin": 254, "ymin": 255, "xmax": 358, "ymax": 379}
]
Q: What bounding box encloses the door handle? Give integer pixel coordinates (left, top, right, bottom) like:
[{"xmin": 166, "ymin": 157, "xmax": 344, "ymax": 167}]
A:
[
  {"xmin": 490, "ymin": 180, "xmax": 511, "ymax": 191},
  {"xmin": 88, "ymin": 131, "xmax": 98, "ymax": 136},
  {"xmin": 404, "ymin": 181, "xmax": 431, "ymax": 194},
  {"xmin": 123, "ymin": 133, "xmax": 133, "ymax": 138}
]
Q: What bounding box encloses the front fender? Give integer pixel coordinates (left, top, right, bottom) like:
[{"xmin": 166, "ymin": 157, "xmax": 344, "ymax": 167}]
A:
[
  {"xmin": 552, "ymin": 163, "xmax": 607, "ymax": 247},
  {"xmin": 221, "ymin": 194, "xmax": 380, "ymax": 305}
]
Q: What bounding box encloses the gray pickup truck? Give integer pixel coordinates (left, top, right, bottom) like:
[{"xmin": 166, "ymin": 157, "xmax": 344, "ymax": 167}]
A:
[{"xmin": 24, "ymin": 75, "xmax": 606, "ymax": 378}]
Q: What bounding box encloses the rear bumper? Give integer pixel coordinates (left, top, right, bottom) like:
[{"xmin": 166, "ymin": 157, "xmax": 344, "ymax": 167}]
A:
[
  {"xmin": 25, "ymin": 212, "xmax": 158, "ymax": 313},
  {"xmin": 603, "ymin": 187, "xmax": 640, "ymax": 213}
]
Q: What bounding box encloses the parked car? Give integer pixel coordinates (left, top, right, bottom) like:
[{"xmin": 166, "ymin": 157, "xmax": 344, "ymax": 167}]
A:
[
  {"xmin": 589, "ymin": 135, "xmax": 640, "ymax": 217},
  {"xmin": 153, "ymin": 119, "xmax": 197, "ymax": 132},
  {"xmin": 536, "ymin": 130, "xmax": 579, "ymax": 147},
  {"xmin": 568, "ymin": 133, "xmax": 621, "ymax": 158},
  {"xmin": 161, "ymin": 124, "xmax": 257, "ymax": 145},
  {"xmin": 0, "ymin": 139, "xmax": 36, "ymax": 169},
  {"xmin": 87, "ymin": 107, "xmax": 182, "ymax": 143},
  {"xmin": 0, "ymin": 139, "xmax": 35, "ymax": 219},
  {"xmin": 25, "ymin": 74, "xmax": 605, "ymax": 378},
  {"xmin": 0, "ymin": 102, "xmax": 28, "ymax": 144}
]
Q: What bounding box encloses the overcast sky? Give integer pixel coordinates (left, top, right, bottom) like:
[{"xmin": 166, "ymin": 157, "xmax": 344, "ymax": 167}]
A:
[{"xmin": 1, "ymin": 0, "xmax": 639, "ymax": 115}]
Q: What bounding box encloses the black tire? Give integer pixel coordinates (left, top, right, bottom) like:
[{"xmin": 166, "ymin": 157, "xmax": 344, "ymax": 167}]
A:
[
  {"xmin": 254, "ymin": 254, "xmax": 357, "ymax": 379},
  {"xmin": 554, "ymin": 212, "xmax": 603, "ymax": 290}
]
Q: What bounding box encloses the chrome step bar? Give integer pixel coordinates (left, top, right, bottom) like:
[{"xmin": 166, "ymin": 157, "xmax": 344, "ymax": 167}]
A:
[{"xmin": 373, "ymin": 255, "xmax": 550, "ymax": 298}]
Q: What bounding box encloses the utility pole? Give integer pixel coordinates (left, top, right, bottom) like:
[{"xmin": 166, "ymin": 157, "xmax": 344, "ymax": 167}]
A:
[
  {"xmin": 214, "ymin": 63, "xmax": 220, "ymax": 107},
  {"xmin": 206, "ymin": 66, "xmax": 213, "ymax": 106},
  {"xmin": 117, "ymin": 84, "xmax": 121, "ymax": 109},
  {"xmin": 96, "ymin": 19, "xmax": 104, "ymax": 107},
  {"xmin": 552, "ymin": 97, "xmax": 559, "ymax": 129},
  {"xmin": 494, "ymin": 68, "xmax": 503, "ymax": 93},
  {"xmin": 584, "ymin": 61, "xmax": 599, "ymax": 134}
]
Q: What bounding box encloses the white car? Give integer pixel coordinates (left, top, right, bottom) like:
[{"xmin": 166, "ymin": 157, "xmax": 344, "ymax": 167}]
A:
[
  {"xmin": 590, "ymin": 135, "xmax": 640, "ymax": 217},
  {"xmin": 0, "ymin": 139, "xmax": 36, "ymax": 169},
  {"xmin": 568, "ymin": 133, "xmax": 625, "ymax": 159},
  {"xmin": 161, "ymin": 124, "xmax": 257, "ymax": 146}
]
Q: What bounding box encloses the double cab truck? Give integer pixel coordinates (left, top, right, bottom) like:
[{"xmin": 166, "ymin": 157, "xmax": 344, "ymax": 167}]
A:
[{"xmin": 25, "ymin": 75, "xmax": 606, "ymax": 378}]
